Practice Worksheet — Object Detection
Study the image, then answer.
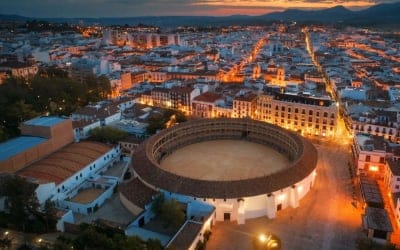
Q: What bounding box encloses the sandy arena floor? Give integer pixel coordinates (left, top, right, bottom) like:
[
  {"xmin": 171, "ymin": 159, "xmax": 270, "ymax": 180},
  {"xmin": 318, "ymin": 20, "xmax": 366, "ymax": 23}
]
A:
[
  {"xmin": 70, "ymin": 188, "xmax": 104, "ymax": 204},
  {"xmin": 160, "ymin": 140, "xmax": 290, "ymax": 181}
]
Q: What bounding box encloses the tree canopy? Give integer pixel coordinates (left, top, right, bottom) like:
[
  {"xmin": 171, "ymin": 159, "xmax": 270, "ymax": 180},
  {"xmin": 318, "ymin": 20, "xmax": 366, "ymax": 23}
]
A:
[
  {"xmin": 151, "ymin": 194, "xmax": 185, "ymax": 230},
  {"xmin": 0, "ymin": 175, "xmax": 58, "ymax": 233},
  {"xmin": 0, "ymin": 67, "xmax": 111, "ymax": 142},
  {"xmin": 146, "ymin": 109, "xmax": 187, "ymax": 135},
  {"xmin": 89, "ymin": 126, "xmax": 128, "ymax": 144},
  {"xmin": 54, "ymin": 224, "xmax": 163, "ymax": 250}
]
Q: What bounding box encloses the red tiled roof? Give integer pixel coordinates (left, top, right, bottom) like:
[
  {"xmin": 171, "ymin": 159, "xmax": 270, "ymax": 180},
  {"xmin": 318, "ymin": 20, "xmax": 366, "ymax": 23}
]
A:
[
  {"xmin": 168, "ymin": 221, "xmax": 203, "ymax": 249},
  {"xmin": 119, "ymin": 178, "xmax": 159, "ymax": 209},
  {"xmin": 193, "ymin": 92, "xmax": 221, "ymax": 103},
  {"xmin": 18, "ymin": 141, "xmax": 112, "ymax": 184},
  {"xmin": 129, "ymin": 118, "xmax": 317, "ymax": 199},
  {"xmin": 170, "ymin": 86, "xmax": 194, "ymax": 94}
]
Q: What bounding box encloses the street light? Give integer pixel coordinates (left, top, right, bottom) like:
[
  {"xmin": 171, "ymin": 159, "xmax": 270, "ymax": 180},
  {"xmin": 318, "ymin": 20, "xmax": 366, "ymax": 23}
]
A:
[
  {"xmin": 255, "ymin": 233, "xmax": 280, "ymax": 249},
  {"xmin": 259, "ymin": 234, "xmax": 268, "ymax": 243}
]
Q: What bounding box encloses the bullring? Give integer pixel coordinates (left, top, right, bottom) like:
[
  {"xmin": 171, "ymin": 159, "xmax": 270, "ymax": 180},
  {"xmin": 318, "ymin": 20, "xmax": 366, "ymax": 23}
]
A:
[{"xmin": 123, "ymin": 118, "xmax": 318, "ymax": 223}]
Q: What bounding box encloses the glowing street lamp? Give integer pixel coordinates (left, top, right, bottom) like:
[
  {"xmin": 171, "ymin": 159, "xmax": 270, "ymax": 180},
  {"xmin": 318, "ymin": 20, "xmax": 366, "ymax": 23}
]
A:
[{"xmin": 259, "ymin": 234, "xmax": 268, "ymax": 243}]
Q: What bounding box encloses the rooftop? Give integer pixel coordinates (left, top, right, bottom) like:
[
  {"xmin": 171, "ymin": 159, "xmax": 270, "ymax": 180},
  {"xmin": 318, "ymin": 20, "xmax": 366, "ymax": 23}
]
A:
[
  {"xmin": 167, "ymin": 221, "xmax": 203, "ymax": 249},
  {"xmin": 364, "ymin": 207, "xmax": 393, "ymax": 232},
  {"xmin": 387, "ymin": 159, "xmax": 400, "ymax": 177},
  {"xmin": 356, "ymin": 133, "xmax": 388, "ymax": 152},
  {"xmin": 360, "ymin": 176, "xmax": 383, "ymax": 207},
  {"xmin": 119, "ymin": 178, "xmax": 159, "ymax": 209},
  {"xmin": 193, "ymin": 92, "xmax": 222, "ymax": 103},
  {"xmin": 0, "ymin": 136, "xmax": 47, "ymax": 162},
  {"xmin": 24, "ymin": 116, "xmax": 67, "ymax": 127},
  {"xmin": 131, "ymin": 118, "xmax": 317, "ymax": 198},
  {"xmin": 18, "ymin": 141, "xmax": 112, "ymax": 184}
]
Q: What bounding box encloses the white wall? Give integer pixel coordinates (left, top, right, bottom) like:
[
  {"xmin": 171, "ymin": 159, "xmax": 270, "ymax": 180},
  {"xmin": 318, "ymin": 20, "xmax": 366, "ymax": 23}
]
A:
[
  {"xmin": 56, "ymin": 210, "xmax": 74, "ymax": 232},
  {"xmin": 35, "ymin": 182, "xmax": 56, "ymax": 205},
  {"xmin": 54, "ymin": 146, "xmax": 121, "ymax": 200},
  {"xmin": 104, "ymin": 112, "xmax": 122, "ymax": 125},
  {"xmin": 159, "ymin": 170, "xmax": 316, "ymax": 224},
  {"xmin": 59, "ymin": 180, "xmax": 116, "ymax": 215}
]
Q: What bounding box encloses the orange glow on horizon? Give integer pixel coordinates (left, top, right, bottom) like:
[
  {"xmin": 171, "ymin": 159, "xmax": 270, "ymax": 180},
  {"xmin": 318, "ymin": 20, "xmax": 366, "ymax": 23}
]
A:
[{"xmin": 189, "ymin": 0, "xmax": 375, "ymax": 16}]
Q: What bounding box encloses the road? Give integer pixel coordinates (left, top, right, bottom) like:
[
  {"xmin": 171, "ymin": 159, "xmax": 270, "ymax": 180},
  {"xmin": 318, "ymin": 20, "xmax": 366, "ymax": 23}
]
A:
[{"xmin": 206, "ymin": 140, "xmax": 363, "ymax": 250}]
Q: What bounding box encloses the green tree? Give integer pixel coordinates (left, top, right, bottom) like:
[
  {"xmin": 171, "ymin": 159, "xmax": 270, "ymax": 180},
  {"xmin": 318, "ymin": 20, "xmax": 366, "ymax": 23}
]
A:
[
  {"xmin": 62, "ymin": 224, "xmax": 163, "ymax": 250},
  {"xmin": 0, "ymin": 69, "xmax": 112, "ymax": 142},
  {"xmin": 146, "ymin": 109, "xmax": 187, "ymax": 135},
  {"xmin": 151, "ymin": 193, "xmax": 165, "ymax": 215},
  {"xmin": 42, "ymin": 200, "xmax": 58, "ymax": 232},
  {"xmin": 151, "ymin": 194, "xmax": 185, "ymax": 229},
  {"xmin": 89, "ymin": 126, "xmax": 128, "ymax": 144},
  {"xmin": 0, "ymin": 175, "xmax": 39, "ymax": 232},
  {"xmin": 145, "ymin": 238, "xmax": 163, "ymax": 250},
  {"xmin": 53, "ymin": 235, "xmax": 74, "ymax": 250},
  {"xmin": 160, "ymin": 199, "xmax": 185, "ymax": 229},
  {"xmin": 0, "ymin": 236, "xmax": 12, "ymax": 250}
]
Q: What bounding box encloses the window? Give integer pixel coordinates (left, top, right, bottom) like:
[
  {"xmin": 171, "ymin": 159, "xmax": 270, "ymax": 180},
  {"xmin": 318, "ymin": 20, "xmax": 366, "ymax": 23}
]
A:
[{"xmin": 366, "ymin": 155, "xmax": 371, "ymax": 162}]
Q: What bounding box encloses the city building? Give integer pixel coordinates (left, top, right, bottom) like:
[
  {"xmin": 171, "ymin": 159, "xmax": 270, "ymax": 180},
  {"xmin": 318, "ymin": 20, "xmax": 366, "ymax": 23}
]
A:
[
  {"xmin": 0, "ymin": 117, "xmax": 74, "ymax": 173},
  {"xmin": 256, "ymin": 90, "xmax": 337, "ymax": 137}
]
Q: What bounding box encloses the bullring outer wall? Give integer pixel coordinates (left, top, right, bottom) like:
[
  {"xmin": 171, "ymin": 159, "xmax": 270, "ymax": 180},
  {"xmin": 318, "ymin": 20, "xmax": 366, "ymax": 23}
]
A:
[{"xmin": 125, "ymin": 118, "xmax": 318, "ymax": 223}]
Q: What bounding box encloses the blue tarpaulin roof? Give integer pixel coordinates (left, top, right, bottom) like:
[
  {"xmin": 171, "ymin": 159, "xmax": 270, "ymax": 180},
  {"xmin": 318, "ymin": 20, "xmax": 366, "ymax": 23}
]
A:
[
  {"xmin": 24, "ymin": 116, "xmax": 66, "ymax": 127},
  {"xmin": 0, "ymin": 136, "xmax": 47, "ymax": 161}
]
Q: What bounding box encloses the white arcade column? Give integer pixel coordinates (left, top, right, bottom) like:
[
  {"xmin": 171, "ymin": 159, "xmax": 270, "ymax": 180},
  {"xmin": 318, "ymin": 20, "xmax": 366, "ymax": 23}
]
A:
[
  {"xmin": 237, "ymin": 199, "xmax": 245, "ymax": 225},
  {"xmin": 289, "ymin": 185, "xmax": 299, "ymax": 208},
  {"xmin": 266, "ymin": 194, "xmax": 276, "ymax": 219}
]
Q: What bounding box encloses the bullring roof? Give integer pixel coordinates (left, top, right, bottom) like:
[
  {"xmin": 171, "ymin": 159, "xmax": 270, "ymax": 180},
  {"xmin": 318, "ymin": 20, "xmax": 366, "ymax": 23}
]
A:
[{"xmin": 129, "ymin": 118, "xmax": 318, "ymax": 199}]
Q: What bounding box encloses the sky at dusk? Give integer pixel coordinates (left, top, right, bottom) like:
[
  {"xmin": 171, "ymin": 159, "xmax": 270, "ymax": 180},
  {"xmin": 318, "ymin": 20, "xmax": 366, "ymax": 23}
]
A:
[{"xmin": 1, "ymin": 0, "xmax": 399, "ymax": 18}]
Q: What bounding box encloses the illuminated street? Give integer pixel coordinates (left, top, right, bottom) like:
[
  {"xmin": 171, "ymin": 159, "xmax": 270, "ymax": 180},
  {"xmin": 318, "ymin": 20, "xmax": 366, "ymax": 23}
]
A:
[{"xmin": 207, "ymin": 139, "xmax": 363, "ymax": 250}]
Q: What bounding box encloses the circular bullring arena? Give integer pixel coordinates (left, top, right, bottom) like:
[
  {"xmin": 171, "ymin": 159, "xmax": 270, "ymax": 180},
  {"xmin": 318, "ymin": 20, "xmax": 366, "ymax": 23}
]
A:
[{"xmin": 124, "ymin": 118, "xmax": 318, "ymax": 224}]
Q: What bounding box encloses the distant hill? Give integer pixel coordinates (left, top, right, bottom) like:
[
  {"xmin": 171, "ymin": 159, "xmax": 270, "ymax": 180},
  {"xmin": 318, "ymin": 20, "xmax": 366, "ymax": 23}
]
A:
[
  {"xmin": 260, "ymin": 5, "xmax": 353, "ymax": 22},
  {"xmin": 258, "ymin": 2, "xmax": 400, "ymax": 25},
  {"xmin": 1, "ymin": 2, "xmax": 399, "ymax": 27}
]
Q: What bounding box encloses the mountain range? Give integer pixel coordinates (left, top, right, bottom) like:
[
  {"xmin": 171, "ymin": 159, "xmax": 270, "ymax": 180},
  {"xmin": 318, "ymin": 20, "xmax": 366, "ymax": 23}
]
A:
[{"xmin": 1, "ymin": 2, "xmax": 399, "ymax": 27}]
